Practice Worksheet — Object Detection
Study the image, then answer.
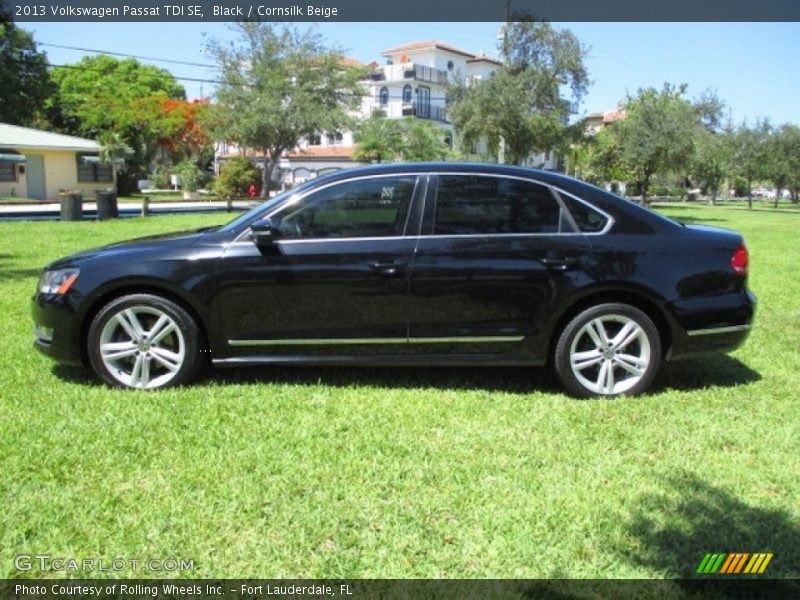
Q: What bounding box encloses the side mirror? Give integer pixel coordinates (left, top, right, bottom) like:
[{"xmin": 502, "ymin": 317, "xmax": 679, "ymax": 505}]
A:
[{"xmin": 250, "ymin": 217, "xmax": 279, "ymax": 247}]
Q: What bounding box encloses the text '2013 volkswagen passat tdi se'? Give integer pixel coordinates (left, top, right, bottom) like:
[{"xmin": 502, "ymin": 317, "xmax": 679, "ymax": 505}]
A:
[{"xmin": 32, "ymin": 163, "xmax": 755, "ymax": 397}]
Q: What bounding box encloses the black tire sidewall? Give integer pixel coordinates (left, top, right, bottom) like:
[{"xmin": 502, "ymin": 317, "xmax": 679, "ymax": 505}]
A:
[
  {"xmin": 554, "ymin": 303, "xmax": 662, "ymax": 398},
  {"xmin": 87, "ymin": 294, "xmax": 202, "ymax": 389}
]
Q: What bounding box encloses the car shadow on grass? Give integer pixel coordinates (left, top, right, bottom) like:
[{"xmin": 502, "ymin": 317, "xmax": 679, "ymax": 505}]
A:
[
  {"xmin": 653, "ymin": 355, "xmax": 761, "ymax": 393},
  {"xmin": 207, "ymin": 364, "xmax": 562, "ymax": 395},
  {"xmin": 50, "ymin": 354, "xmax": 761, "ymax": 396}
]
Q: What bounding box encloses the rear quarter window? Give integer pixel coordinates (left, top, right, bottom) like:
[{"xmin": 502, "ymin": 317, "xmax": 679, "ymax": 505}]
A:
[{"xmin": 559, "ymin": 193, "xmax": 610, "ymax": 233}]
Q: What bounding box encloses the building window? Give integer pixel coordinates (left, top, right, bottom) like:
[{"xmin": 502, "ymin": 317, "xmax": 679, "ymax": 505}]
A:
[
  {"xmin": 0, "ymin": 161, "xmax": 17, "ymax": 182},
  {"xmin": 326, "ymin": 132, "xmax": 344, "ymax": 146},
  {"xmin": 447, "ymin": 60, "xmax": 455, "ymax": 71},
  {"xmin": 379, "ymin": 86, "xmax": 389, "ymax": 106},
  {"xmin": 76, "ymin": 154, "xmax": 113, "ymax": 183},
  {"xmin": 402, "ymin": 84, "xmax": 412, "ymax": 103},
  {"xmin": 308, "ymin": 134, "xmax": 322, "ymax": 146}
]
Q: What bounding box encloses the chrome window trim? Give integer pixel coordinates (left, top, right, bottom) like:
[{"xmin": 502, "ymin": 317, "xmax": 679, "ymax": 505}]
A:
[
  {"xmin": 231, "ymin": 170, "xmax": 615, "ymax": 245},
  {"xmin": 232, "ymin": 172, "xmax": 424, "ymax": 244},
  {"xmin": 428, "ymin": 171, "xmax": 615, "ymax": 237},
  {"xmin": 228, "ymin": 335, "xmax": 524, "ymax": 346},
  {"xmin": 686, "ymin": 324, "xmax": 751, "ymax": 337}
]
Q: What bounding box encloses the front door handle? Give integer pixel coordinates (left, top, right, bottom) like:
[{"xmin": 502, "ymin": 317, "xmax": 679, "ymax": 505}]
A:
[
  {"xmin": 369, "ymin": 261, "xmax": 406, "ymax": 276},
  {"xmin": 541, "ymin": 254, "xmax": 579, "ymax": 271}
]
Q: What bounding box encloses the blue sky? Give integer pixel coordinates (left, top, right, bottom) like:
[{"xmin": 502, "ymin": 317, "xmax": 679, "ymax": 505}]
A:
[{"xmin": 25, "ymin": 21, "xmax": 800, "ymax": 125}]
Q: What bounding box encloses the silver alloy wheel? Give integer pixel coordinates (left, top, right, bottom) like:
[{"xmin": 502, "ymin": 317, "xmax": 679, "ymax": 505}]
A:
[
  {"xmin": 569, "ymin": 314, "xmax": 651, "ymax": 396},
  {"xmin": 98, "ymin": 305, "xmax": 186, "ymax": 389}
]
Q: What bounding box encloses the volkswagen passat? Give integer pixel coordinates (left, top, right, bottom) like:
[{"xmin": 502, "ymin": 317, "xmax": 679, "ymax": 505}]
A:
[{"xmin": 32, "ymin": 163, "xmax": 755, "ymax": 397}]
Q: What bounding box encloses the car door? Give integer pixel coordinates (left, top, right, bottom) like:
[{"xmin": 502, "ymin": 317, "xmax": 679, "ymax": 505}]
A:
[
  {"xmin": 407, "ymin": 173, "xmax": 593, "ymax": 357},
  {"xmin": 217, "ymin": 174, "xmax": 424, "ymax": 355}
]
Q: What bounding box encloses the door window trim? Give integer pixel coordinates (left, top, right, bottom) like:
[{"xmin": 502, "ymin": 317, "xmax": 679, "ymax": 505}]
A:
[
  {"xmin": 233, "ymin": 173, "xmax": 428, "ymax": 244},
  {"xmin": 422, "ymin": 172, "xmax": 614, "ymax": 237}
]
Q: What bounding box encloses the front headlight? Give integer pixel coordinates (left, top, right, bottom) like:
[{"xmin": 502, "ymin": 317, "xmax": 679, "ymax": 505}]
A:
[{"xmin": 38, "ymin": 268, "xmax": 80, "ymax": 295}]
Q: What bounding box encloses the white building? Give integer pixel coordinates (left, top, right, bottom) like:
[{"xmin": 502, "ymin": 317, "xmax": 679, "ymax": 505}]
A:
[{"xmin": 215, "ymin": 39, "xmax": 562, "ymax": 187}]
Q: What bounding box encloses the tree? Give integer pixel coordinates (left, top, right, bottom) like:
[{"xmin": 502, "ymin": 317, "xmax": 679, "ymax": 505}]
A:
[
  {"xmin": 730, "ymin": 121, "xmax": 770, "ymax": 209},
  {"xmin": 764, "ymin": 124, "xmax": 800, "ymax": 208},
  {"xmin": 0, "ymin": 9, "xmax": 52, "ymax": 125},
  {"xmin": 782, "ymin": 125, "xmax": 800, "ymax": 202},
  {"xmin": 569, "ymin": 127, "xmax": 630, "ymax": 187},
  {"xmin": 353, "ymin": 113, "xmax": 451, "ymax": 163},
  {"xmin": 399, "ymin": 118, "xmax": 451, "ymax": 162},
  {"xmin": 353, "ymin": 112, "xmax": 402, "ymax": 163},
  {"xmin": 155, "ymin": 98, "xmax": 213, "ymax": 166},
  {"xmin": 689, "ymin": 128, "xmax": 733, "ymax": 204},
  {"xmin": 206, "ymin": 23, "xmax": 363, "ymax": 196},
  {"xmin": 614, "ymin": 84, "xmax": 698, "ymax": 205},
  {"xmin": 47, "ymin": 55, "xmax": 185, "ymax": 191},
  {"xmin": 449, "ymin": 20, "xmax": 589, "ymax": 165}
]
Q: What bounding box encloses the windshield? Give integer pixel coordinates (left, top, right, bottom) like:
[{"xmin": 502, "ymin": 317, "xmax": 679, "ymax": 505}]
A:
[{"xmin": 218, "ymin": 178, "xmax": 322, "ymax": 233}]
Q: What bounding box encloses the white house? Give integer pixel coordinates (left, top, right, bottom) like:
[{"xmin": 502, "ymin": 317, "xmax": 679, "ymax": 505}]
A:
[
  {"xmin": 0, "ymin": 122, "xmax": 115, "ymax": 201},
  {"xmin": 215, "ymin": 39, "xmax": 562, "ymax": 186}
]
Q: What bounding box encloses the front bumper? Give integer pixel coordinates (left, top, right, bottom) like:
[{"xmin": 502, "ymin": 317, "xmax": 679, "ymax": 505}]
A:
[{"xmin": 31, "ymin": 293, "xmax": 85, "ymax": 366}]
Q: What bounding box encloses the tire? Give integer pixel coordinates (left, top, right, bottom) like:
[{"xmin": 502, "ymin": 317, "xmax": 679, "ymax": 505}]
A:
[
  {"xmin": 554, "ymin": 303, "xmax": 662, "ymax": 398},
  {"xmin": 87, "ymin": 293, "xmax": 203, "ymax": 390}
]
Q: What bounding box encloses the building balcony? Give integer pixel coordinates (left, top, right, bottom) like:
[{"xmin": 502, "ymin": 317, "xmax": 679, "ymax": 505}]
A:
[{"xmin": 375, "ymin": 63, "xmax": 448, "ymax": 85}]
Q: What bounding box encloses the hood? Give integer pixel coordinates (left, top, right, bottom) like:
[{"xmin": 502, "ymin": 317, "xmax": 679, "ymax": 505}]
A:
[{"xmin": 46, "ymin": 227, "xmax": 215, "ymax": 270}]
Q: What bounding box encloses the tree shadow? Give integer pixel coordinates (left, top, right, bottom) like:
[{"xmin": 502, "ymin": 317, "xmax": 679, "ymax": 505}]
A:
[
  {"xmin": 654, "ymin": 355, "xmax": 761, "ymax": 393},
  {"xmin": 613, "ymin": 472, "xmax": 800, "ymax": 596},
  {"xmin": 0, "ymin": 253, "xmax": 41, "ymax": 282}
]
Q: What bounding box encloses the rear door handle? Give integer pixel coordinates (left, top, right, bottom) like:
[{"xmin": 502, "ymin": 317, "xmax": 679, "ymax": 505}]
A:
[
  {"xmin": 369, "ymin": 261, "xmax": 406, "ymax": 276},
  {"xmin": 541, "ymin": 255, "xmax": 579, "ymax": 271}
]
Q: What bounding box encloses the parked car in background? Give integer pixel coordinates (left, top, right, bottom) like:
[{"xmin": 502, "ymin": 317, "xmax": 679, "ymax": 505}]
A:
[{"xmin": 32, "ymin": 163, "xmax": 755, "ymax": 397}]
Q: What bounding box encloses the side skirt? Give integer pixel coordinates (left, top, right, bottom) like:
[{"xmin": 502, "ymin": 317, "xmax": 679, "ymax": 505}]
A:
[{"xmin": 212, "ymin": 353, "xmax": 541, "ymax": 368}]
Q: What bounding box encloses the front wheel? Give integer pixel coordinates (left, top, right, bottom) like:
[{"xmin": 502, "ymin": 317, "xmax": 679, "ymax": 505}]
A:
[
  {"xmin": 87, "ymin": 294, "xmax": 203, "ymax": 390},
  {"xmin": 554, "ymin": 303, "xmax": 662, "ymax": 398}
]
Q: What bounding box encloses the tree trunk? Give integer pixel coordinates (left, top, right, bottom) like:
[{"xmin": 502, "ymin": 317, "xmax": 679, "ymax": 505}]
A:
[
  {"xmin": 260, "ymin": 151, "xmax": 280, "ymax": 199},
  {"xmin": 747, "ymin": 179, "xmax": 752, "ymax": 210},
  {"xmin": 641, "ymin": 173, "xmax": 651, "ymax": 207},
  {"xmin": 774, "ymin": 187, "xmax": 781, "ymax": 209},
  {"xmin": 261, "ymin": 154, "xmax": 270, "ymax": 199}
]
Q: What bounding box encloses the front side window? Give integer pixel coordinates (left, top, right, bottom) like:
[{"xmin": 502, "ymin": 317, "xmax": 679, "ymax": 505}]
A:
[
  {"xmin": 433, "ymin": 175, "xmax": 563, "ymax": 235},
  {"xmin": 76, "ymin": 154, "xmax": 113, "ymax": 183},
  {"xmin": 276, "ymin": 176, "xmax": 416, "ymax": 240}
]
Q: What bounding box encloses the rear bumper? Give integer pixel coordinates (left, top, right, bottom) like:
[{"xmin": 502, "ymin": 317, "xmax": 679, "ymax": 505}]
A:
[{"xmin": 667, "ymin": 289, "xmax": 756, "ymax": 360}]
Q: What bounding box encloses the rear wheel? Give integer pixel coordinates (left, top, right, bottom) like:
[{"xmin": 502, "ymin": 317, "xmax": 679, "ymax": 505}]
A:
[
  {"xmin": 87, "ymin": 294, "xmax": 202, "ymax": 390},
  {"xmin": 554, "ymin": 303, "xmax": 661, "ymax": 398}
]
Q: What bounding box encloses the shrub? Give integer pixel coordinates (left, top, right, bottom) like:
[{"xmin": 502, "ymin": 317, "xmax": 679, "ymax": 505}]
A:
[
  {"xmin": 176, "ymin": 160, "xmax": 203, "ymax": 192},
  {"xmin": 214, "ymin": 157, "xmax": 262, "ymax": 199}
]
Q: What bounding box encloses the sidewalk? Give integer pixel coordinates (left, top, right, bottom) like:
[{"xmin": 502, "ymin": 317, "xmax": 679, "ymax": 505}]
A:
[{"xmin": 0, "ymin": 199, "xmax": 260, "ymax": 220}]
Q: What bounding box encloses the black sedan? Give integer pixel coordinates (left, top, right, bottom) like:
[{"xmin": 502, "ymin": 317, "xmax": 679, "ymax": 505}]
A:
[{"xmin": 32, "ymin": 163, "xmax": 755, "ymax": 397}]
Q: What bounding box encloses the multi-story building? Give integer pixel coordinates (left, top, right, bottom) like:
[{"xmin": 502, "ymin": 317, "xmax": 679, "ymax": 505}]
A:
[{"xmin": 215, "ymin": 39, "xmax": 561, "ymax": 187}]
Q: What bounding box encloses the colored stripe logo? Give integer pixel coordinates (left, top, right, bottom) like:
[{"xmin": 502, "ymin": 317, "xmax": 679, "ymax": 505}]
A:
[{"xmin": 696, "ymin": 552, "xmax": 773, "ymax": 574}]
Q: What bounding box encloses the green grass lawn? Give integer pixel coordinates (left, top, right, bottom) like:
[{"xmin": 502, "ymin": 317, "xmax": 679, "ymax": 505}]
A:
[{"xmin": 0, "ymin": 205, "xmax": 798, "ymax": 580}]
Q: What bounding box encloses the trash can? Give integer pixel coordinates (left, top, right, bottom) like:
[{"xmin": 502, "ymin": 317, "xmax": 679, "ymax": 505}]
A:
[
  {"xmin": 59, "ymin": 191, "xmax": 83, "ymax": 221},
  {"xmin": 94, "ymin": 189, "xmax": 118, "ymax": 220}
]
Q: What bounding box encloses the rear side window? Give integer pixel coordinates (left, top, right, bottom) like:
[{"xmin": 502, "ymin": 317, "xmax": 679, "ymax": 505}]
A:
[
  {"xmin": 433, "ymin": 175, "xmax": 562, "ymax": 235},
  {"xmin": 559, "ymin": 193, "xmax": 610, "ymax": 233}
]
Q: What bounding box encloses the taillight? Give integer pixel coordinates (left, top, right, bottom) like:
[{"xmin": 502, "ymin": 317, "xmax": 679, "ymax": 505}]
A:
[{"xmin": 731, "ymin": 244, "xmax": 748, "ymax": 277}]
